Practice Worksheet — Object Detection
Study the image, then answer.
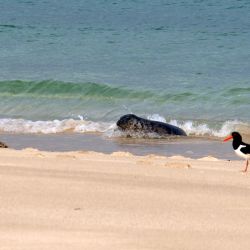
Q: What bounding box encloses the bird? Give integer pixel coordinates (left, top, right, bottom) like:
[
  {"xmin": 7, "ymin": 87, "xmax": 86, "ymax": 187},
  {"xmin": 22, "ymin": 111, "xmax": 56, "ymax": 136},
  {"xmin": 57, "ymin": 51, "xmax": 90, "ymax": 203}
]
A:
[{"xmin": 224, "ymin": 131, "xmax": 250, "ymax": 172}]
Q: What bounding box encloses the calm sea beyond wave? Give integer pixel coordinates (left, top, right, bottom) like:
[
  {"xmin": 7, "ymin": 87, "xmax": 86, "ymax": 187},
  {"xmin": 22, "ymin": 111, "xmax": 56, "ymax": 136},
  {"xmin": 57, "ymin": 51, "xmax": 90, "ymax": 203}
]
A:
[{"xmin": 0, "ymin": 0, "xmax": 249, "ymax": 137}]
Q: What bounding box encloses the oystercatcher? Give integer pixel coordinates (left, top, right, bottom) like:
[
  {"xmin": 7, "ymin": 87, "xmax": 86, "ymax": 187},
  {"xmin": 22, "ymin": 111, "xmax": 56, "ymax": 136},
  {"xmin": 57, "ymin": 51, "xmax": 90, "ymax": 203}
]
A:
[{"xmin": 224, "ymin": 132, "xmax": 250, "ymax": 172}]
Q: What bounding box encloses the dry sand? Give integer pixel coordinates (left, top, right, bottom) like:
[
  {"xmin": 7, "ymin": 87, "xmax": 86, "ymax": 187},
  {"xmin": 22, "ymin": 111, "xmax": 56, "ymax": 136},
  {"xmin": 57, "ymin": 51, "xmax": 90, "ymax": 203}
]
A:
[{"xmin": 0, "ymin": 148, "xmax": 250, "ymax": 250}]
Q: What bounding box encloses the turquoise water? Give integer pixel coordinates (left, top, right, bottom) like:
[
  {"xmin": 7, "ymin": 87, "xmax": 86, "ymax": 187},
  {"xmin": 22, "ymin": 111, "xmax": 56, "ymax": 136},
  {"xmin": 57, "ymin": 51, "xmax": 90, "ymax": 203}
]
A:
[{"xmin": 0, "ymin": 0, "xmax": 249, "ymax": 135}]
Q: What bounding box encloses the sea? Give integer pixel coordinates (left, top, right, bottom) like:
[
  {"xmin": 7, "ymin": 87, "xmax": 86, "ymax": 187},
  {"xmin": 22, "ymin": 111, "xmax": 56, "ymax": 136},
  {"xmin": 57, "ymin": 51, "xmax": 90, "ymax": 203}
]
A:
[{"xmin": 0, "ymin": 0, "xmax": 249, "ymax": 142}]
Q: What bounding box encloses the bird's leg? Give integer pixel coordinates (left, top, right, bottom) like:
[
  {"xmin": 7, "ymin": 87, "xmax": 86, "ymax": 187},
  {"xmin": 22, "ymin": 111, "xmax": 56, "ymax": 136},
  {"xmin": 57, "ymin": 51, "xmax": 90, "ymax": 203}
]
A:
[{"xmin": 242, "ymin": 160, "xmax": 249, "ymax": 173}]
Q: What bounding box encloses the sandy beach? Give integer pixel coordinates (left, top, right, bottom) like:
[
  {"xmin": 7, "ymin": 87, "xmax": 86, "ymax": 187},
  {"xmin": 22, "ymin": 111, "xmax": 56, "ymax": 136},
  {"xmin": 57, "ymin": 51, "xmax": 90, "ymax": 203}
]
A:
[
  {"xmin": 1, "ymin": 148, "xmax": 250, "ymax": 250},
  {"xmin": 1, "ymin": 0, "xmax": 250, "ymax": 249}
]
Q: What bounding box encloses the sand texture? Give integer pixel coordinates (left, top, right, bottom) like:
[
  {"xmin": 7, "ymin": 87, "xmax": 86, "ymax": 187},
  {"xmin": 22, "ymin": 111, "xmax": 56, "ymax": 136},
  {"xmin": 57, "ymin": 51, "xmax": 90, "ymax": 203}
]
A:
[{"xmin": 0, "ymin": 148, "xmax": 250, "ymax": 250}]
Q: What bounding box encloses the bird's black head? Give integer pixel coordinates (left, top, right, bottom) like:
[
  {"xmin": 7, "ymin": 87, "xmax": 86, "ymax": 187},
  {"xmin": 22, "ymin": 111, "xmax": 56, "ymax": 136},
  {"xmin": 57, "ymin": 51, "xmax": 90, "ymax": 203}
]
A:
[
  {"xmin": 231, "ymin": 131, "xmax": 242, "ymax": 141},
  {"xmin": 223, "ymin": 131, "xmax": 242, "ymax": 144}
]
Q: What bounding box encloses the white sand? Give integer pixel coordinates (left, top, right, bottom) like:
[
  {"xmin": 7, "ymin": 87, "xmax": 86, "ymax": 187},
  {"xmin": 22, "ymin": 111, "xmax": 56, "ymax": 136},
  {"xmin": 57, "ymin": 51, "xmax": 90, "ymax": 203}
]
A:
[{"xmin": 0, "ymin": 148, "xmax": 250, "ymax": 250}]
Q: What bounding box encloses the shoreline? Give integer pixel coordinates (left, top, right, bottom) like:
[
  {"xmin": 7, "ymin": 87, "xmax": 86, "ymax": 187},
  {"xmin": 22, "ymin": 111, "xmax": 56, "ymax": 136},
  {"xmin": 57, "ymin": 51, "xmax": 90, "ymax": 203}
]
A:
[{"xmin": 0, "ymin": 132, "xmax": 238, "ymax": 160}]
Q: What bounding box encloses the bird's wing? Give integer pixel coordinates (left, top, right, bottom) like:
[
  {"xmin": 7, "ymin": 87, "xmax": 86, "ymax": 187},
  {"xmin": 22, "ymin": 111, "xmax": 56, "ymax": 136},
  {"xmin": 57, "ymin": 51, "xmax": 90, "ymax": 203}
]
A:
[{"xmin": 241, "ymin": 143, "xmax": 250, "ymax": 155}]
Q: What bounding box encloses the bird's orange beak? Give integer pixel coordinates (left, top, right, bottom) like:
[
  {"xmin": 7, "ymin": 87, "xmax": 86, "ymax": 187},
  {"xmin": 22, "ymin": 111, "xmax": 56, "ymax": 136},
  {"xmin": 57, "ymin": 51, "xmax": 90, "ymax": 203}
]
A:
[{"xmin": 223, "ymin": 135, "xmax": 233, "ymax": 142}]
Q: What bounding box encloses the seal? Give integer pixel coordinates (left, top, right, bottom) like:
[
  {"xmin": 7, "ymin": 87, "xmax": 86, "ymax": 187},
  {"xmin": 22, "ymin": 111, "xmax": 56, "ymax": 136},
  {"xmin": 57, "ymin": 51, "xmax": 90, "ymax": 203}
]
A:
[{"xmin": 116, "ymin": 114, "xmax": 187, "ymax": 136}]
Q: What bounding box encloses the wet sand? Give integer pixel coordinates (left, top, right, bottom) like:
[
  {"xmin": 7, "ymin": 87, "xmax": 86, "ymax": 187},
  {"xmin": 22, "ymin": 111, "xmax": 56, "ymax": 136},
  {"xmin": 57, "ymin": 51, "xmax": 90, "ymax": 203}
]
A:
[{"xmin": 0, "ymin": 132, "xmax": 238, "ymax": 160}]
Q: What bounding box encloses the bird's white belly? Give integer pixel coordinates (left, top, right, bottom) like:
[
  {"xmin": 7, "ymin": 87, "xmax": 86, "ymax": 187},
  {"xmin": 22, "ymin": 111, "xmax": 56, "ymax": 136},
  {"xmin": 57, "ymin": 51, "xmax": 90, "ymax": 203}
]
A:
[{"xmin": 235, "ymin": 145, "xmax": 250, "ymax": 160}]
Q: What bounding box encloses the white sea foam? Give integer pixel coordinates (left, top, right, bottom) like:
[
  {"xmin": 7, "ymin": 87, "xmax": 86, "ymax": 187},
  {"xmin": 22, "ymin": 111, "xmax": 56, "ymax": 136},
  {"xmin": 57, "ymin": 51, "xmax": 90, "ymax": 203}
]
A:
[
  {"xmin": 0, "ymin": 118, "xmax": 114, "ymax": 134},
  {"xmin": 147, "ymin": 114, "xmax": 166, "ymax": 123},
  {"xmin": 147, "ymin": 114, "xmax": 249, "ymax": 137},
  {"xmin": 0, "ymin": 116, "xmax": 248, "ymax": 137},
  {"xmin": 169, "ymin": 119, "xmax": 243, "ymax": 137}
]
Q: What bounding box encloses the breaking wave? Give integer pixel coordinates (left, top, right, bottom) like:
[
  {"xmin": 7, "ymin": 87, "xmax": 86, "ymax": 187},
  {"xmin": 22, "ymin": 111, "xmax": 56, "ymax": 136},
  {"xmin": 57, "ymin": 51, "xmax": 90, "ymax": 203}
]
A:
[{"xmin": 0, "ymin": 115, "xmax": 248, "ymax": 138}]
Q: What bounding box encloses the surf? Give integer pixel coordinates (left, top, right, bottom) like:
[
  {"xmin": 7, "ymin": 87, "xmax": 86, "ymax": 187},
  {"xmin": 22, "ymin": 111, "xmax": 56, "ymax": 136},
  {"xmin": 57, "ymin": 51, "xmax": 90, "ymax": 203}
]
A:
[{"xmin": 0, "ymin": 115, "xmax": 248, "ymax": 139}]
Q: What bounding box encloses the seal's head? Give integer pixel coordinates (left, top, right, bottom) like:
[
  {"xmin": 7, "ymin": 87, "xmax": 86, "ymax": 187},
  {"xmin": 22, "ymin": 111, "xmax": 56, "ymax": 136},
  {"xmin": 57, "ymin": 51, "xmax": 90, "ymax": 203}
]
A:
[{"xmin": 116, "ymin": 114, "xmax": 140, "ymax": 131}]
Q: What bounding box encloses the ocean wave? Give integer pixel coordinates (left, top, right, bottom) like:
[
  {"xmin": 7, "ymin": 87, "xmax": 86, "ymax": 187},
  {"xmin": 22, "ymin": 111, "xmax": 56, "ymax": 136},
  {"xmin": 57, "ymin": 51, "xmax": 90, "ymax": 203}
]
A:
[
  {"xmin": 0, "ymin": 116, "xmax": 248, "ymax": 138},
  {"xmin": 0, "ymin": 118, "xmax": 114, "ymax": 134},
  {"xmin": 0, "ymin": 80, "xmax": 155, "ymax": 100},
  {"xmin": 169, "ymin": 120, "xmax": 248, "ymax": 138},
  {"xmin": 0, "ymin": 81, "xmax": 249, "ymax": 136},
  {"xmin": 0, "ymin": 80, "xmax": 217, "ymax": 104},
  {"xmin": 0, "ymin": 80, "xmax": 249, "ymax": 124},
  {"xmin": 146, "ymin": 115, "xmax": 250, "ymax": 138},
  {"xmin": 0, "ymin": 24, "xmax": 21, "ymax": 29}
]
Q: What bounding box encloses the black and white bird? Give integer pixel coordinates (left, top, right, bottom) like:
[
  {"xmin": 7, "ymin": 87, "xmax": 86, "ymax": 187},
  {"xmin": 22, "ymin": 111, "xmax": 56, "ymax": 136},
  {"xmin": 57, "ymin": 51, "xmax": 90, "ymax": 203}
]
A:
[{"xmin": 224, "ymin": 131, "xmax": 250, "ymax": 172}]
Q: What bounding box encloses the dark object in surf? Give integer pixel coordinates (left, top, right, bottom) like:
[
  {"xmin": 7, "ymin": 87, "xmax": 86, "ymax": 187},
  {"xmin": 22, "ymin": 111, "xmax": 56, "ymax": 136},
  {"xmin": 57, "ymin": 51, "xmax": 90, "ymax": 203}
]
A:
[
  {"xmin": 224, "ymin": 131, "xmax": 250, "ymax": 172},
  {"xmin": 0, "ymin": 141, "xmax": 8, "ymax": 148},
  {"xmin": 116, "ymin": 114, "xmax": 187, "ymax": 136}
]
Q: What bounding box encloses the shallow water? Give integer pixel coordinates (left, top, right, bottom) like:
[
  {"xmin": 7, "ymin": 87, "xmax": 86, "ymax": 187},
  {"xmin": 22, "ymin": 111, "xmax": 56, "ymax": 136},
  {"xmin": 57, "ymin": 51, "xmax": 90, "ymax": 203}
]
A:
[{"xmin": 0, "ymin": 133, "xmax": 239, "ymax": 160}]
